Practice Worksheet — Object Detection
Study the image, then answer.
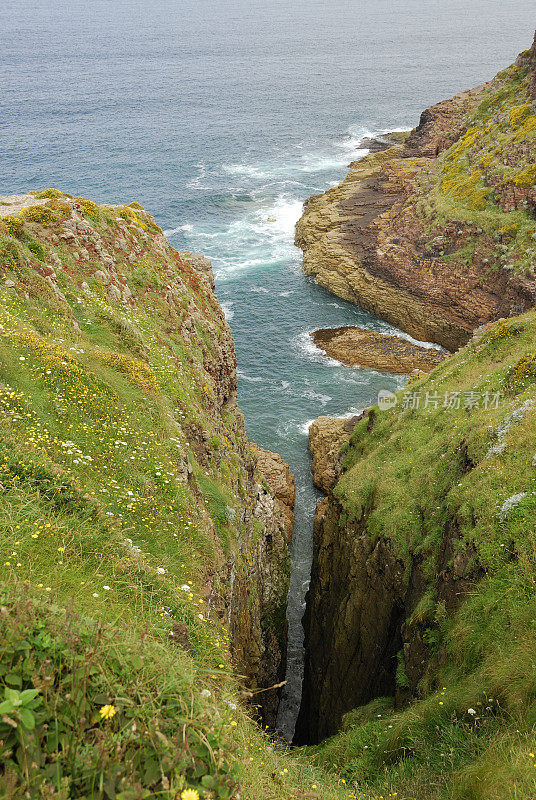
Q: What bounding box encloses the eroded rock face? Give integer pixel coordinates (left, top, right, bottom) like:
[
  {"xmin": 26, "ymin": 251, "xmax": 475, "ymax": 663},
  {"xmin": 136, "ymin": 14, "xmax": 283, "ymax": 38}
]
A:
[
  {"xmin": 296, "ymin": 79, "xmax": 536, "ymax": 352},
  {"xmin": 229, "ymin": 446, "xmax": 295, "ymax": 729},
  {"xmin": 295, "ymin": 491, "xmax": 483, "ymax": 744},
  {"xmin": 253, "ymin": 445, "xmax": 296, "ymax": 537},
  {"xmin": 311, "ymin": 326, "xmax": 446, "ymax": 374},
  {"xmin": 308, "ymin": 416, "xmax": 354, "ymax": 492},
  {"xmin": 295, "ymin": 499, "xmax": 407, "ymax": 744}
]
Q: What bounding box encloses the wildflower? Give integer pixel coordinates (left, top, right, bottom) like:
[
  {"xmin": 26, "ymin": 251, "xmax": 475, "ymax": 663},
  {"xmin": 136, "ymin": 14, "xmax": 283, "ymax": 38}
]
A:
[
  {"xmin": 468, "ymin": 708, "xmax": 477, "ymax": 716},
  {"xmin": 156, "ymin": 567, "xmax": 166, "ymax": 574},
  {"xmin": 180, "ymin": 584, "xmax": 191, "ymax": 592},
  {"xmin": 200, "ymin": 689, "xmax": 211, "ymax": 699},
  {"xmin": 103, "ymin": 585, "xmax": 111, "ymax": 591},
  {"xmin": 99, "ymin": 704, "xmax": 117, "ymax": 720},
  {"xmin": 181, "ymin": 790, "xmax": 199, "ymax": 800}
]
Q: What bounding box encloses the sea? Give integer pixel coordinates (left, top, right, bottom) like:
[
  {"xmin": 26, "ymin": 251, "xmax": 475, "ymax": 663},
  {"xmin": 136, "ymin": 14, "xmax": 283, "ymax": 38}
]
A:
[{"xmin": 1, "ymin": 0, "xmax": 534, "ymax": 739}]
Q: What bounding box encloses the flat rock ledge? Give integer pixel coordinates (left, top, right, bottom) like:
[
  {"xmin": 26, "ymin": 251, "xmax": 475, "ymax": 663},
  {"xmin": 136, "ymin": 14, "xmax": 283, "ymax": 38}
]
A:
[{"xmin": 311, "ymin": 326, "xmax": 446, "ymax": 374}]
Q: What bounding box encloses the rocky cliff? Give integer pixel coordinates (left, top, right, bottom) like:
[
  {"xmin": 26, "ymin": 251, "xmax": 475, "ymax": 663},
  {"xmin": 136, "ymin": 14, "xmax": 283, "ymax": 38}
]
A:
[
  {"xmin": 297, "ymin": 310, "xmax": 536, "ymax": 755},
  {"xmin": 296, "ymin": 41, "xmax": 536, "ymax": 351},
  {"xmin": 295, "ymin": 34, "xmax": 536, "ymax": 798},
  {"xmin": 0, "ymin": 190, "xmax": 295, "ymax": 795}
]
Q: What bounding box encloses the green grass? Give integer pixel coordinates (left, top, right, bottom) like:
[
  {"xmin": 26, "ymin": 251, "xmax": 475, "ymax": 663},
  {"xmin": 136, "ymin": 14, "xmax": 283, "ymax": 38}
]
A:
[
  {"xmin": 413, "ymin": 59, "xmax": 536, "ymax": 277},
  {"xmin": 0, "ymin": 196, "xmax": 351, "ymax": 800},
  {"xmin": 303, "ymin": 310, "xmax": 536, "ymax": 799}
]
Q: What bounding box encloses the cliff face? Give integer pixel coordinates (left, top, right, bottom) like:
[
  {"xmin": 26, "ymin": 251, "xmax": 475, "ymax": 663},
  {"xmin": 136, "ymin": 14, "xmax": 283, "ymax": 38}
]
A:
[
  {"xmin": 296, "ymin": 48, "xmax": 536, "ymax": 351},
  {"xmin": 308, "ymin": 416, "xmax": 354, "ymax": 493},
  {"xmin": 296, "ymin": 307, "xmax": 536, "ymax": 788},
  {"xmin": 0, "ymin": 189, "xmax": 293, "ymax": 755},
  {"xmin": 230, "ymin": 446, "xmax": 295, "ymax": 727}
]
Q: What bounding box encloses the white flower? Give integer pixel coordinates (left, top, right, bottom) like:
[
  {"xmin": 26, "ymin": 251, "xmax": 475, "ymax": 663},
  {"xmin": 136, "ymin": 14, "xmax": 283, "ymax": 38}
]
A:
[
  {"xmin": 468, "ymin": 707, "xmax": 477, "ymax": 716},
  {"xmin": 227, "ymin": 702, "xmax": 237, "ymax": 711},
  {"xmin": 201, "ymin": 689, "xmax": 212, "ymax": 699},
  {"xmin": 198, "ymin": 613, "xmax": 204, "ymax": 620},
  {"xmin": 92, "ymin": 593, "xmax": 99, "ymax": 598},
  {"xmin": 180, "ymin": 584, "xmax": 191, "ymax": 592},
  {"xmin": 103, "ymin": 585, "xmax": 111, "ymax": 591},
  {"xmin": 156, "ymin": 567, "xmax": 166, "ymax": 574}
]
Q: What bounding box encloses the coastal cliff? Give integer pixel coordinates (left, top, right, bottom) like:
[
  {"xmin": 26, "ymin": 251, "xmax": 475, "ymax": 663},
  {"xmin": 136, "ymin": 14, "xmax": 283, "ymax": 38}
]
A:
[
  {"xmin": 296, "ymin": 35, "xmax": 536, "ymax": 351},
  {"xmin": 296, "ymin": 33, "xmax": 536, "ymax": 799},
  {"xmin": 297, "ymin": 310, "xmax": 536, "ymax": 798},
  {"xmin": 0, "ymin": 191, "xmax": 299, "ymax": 795}
]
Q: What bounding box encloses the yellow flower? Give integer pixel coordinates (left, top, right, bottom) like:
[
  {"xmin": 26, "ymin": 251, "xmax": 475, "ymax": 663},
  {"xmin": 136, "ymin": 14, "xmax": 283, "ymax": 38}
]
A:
[
  {"xmin": 99, "ymin": 704, "xmax": 117, "ymax": 720},
  {"xmin": 181, "ymin": 791, "xmax": 199, "ymax": 800}
]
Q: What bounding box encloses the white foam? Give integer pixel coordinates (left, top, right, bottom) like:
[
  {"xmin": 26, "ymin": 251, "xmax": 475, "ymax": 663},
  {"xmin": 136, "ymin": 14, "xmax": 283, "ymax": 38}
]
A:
[
  {"xmin": 187, "ymin": 163, "xmax": 211, "ymax": 190},
  {"xmin": 163, "ymin": 223, "xmax": 193, "ymax": 237},
  {"xmin": 223, "ymin": 163, "xmax": 273, "ymax": 179},
  {"xmin": 298, "ymin": 418, "xmax": 317, "ymax": 435},
  {"xmin": 340, "ymin": 406, "xmax": 366, "ymax": 419},
  {"xmin": 395, "ymin": 331, "xmax": 444, "ymax": 351},
  {"xmin": 293, "ymin": 331, "xmax": 340, "ymax": 367},
  {"xmin": 221, "ymin": 301, "xmax": 234, "ymax": 321},
  {"xmin": 237, "ymin": 369, "xmax": 264, "ymax": 383},
  {"xmin": 303, "ymin": 389, "xmax": 332, "ymax": 406}
]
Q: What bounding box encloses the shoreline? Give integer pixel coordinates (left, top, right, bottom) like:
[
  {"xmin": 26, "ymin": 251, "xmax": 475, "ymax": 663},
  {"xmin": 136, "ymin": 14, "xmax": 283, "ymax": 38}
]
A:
[{"xmin": 294, "ymin": 68, "xmax": 536, "ymax": 352}]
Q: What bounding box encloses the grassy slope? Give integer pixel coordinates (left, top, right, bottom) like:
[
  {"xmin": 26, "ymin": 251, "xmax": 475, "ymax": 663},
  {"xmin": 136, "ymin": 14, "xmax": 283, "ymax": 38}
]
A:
[
  {"xmin": 304, "ymin": 311, "xmax": 536, "ymax": 799},
  {"xmin": 0, "ymin": 194, "xmax": 349, "ymax": 800},
  {"xmin": 415, "ymin": 54, "xmax": 536, "ymax": 277}
]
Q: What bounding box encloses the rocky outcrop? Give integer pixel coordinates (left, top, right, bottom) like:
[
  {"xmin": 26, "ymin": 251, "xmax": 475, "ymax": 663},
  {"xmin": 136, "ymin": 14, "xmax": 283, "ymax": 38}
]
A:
[
  {"xmin": 230, "ymin": 447, "xmax": 295, "ymax": 728},
  {"xmin": 296, "ymin": 61, "xmax": 536, "ymax": 351},
  {"xmin": 252, "ymin": 447, "xmax": 294, "ymax": 725},
  {"xmin": 253, "ymin": 446, "xmax": 296, "ymax": 536},
  {"xmin": 308, "ymin": 416, "xmax": 355, "ymax": 492},
  {"xmin": 311, "ymin": 326, "xmax": 446, "ymax": 374}
]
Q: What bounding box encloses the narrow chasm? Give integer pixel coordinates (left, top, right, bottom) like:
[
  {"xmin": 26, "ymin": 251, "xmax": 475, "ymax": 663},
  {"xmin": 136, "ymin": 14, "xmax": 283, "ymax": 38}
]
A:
[{"xmin": 293, "ymin": 498, "xmax": 408, "ymax": 745}]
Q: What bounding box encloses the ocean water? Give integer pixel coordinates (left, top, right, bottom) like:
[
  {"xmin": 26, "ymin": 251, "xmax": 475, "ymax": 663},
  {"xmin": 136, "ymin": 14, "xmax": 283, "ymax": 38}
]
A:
[{"xmin": 1, "ymin": 0, "xmax": 534, "ymax": 739}]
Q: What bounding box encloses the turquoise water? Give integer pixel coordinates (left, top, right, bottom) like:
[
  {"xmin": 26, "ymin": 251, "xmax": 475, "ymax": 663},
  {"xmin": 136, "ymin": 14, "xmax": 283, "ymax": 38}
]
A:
[{"xmin": 2, "ymin": 0, "xmax": 534, "ymax": 738}]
